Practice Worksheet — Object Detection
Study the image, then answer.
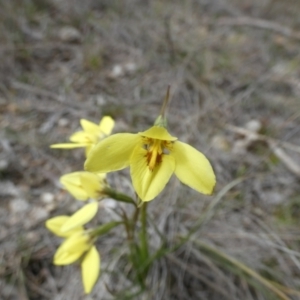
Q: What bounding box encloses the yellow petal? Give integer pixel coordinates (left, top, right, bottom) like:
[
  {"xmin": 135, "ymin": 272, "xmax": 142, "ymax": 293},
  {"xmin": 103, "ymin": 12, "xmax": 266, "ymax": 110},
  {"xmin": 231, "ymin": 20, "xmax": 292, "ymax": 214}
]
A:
[
  {"xmin": 60, "ymin": 172, "xmax": 89, "ymax": 200},
  {"xmin": 54, "ymin": 232, "xmax": 90, "ymax": 265},
  {"xmin": 81, "ymin": 246, "xmax": 100, "ymax": 294},
  {"xmin": 80, "ymin": 172, "xmax": 104, "ymax": 199},
  {"xmin": 99, "ymin": 116, "xmax": 115, "ymax": 136},
  {"xmin": 46, "ymin": 216, "xmax": 68, "ymax": 235},
  {"xmin": 172, "ymin": 141, "xmax": 216, "ymax": 195},
  {"xmin": 85, "ymin": 133, "xmax": 140, "ymax": 173},
  {"xmin": 130, "ymin": 146, "xmax": 175, "ymax": 201},
  {"xmin": 50, "ymin": 143, "xmax": 87, "ymax": 149},
  {"xmin": 80, "ymin": 119, "xmax": 100, "ymax": 135},
  {"xmin": 138, "ymin": 126, "xmax": 177, "ymax": 141},
  {"xmin": 61, "ymin": 202, "xmax": 98, "ymax": 232},
  {"xmin": 60, "ymin": 172, "xmax": 81, "ymax": 186},
  {"xmin": 45, "ymin": 216, "xmax": 83, "ymax": 237}
]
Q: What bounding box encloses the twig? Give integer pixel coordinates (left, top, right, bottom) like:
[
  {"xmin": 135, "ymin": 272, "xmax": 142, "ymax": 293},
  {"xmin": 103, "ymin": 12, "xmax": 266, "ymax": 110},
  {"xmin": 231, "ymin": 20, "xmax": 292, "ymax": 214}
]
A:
[
  {"xmin": 227, "ymin": 125, "xmax": 300, "ymax": 153},
  {"xmin": 215, "ymin": 17, "xmax": 300, "ymax": 40},
  {"xmin": 269, "ymin": 142, "xmax": 300, "ymax": 177},
  {"xmin": 227, "ymin": 125, "xmax": 300, "ymax": 177}
]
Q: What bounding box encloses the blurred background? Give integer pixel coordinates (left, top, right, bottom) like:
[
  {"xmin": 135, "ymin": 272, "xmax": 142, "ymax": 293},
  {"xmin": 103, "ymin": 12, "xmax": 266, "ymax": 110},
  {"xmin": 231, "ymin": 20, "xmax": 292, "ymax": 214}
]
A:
[{"xmin": 1, "ymin": 0, "xmax": 300, "ymax": 299}]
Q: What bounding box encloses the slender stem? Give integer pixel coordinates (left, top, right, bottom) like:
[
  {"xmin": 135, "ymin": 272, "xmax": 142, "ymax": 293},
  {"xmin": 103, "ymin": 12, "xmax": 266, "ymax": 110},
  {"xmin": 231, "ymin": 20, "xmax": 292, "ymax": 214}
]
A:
[
  {"xmin": 132, "ymin": 205, "xmax": 140, "ymax": 228},
  {"xmin": 140, "ymin": 202, "xmax": 148, "ymax": 261},
  {"xmin": 104, "ymin": 187, "xmax": 136, "ymax": 206},
  {"xmin": 124, "ymin": 204, "xmax": 146, "ymax": 288}
]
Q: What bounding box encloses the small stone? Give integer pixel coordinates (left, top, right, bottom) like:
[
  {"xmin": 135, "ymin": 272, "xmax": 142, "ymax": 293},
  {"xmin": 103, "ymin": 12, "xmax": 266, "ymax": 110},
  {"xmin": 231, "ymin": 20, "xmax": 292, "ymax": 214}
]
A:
[
  {"xmin": 245, "ymin": 120, "xmax": 262, "ymax": 133},
  {"xmin": 58, "ymin": 118, "xmax": 69, "ymax": 127},
  {"xmin": 109, "ymin": 65, "xmax": 123, "ymax": 78},
  {"xmin": 58, "ymin": 26, "xmax": 81, "ymax": 43},
  {"xmin": 41, "ymin": 192, "xmax": 55, "ymax": 204}
]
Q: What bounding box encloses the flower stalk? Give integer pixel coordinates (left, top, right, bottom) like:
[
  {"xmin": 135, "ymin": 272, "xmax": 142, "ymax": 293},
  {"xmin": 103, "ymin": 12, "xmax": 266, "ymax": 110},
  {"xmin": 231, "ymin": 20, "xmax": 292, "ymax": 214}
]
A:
[
  {"xmin": 140, "ymin": 202, "xmax": 149, "ymax": 265},
  {"xmin": 103, "ymin": 187, "xmax": 137, "ymax": 205}
]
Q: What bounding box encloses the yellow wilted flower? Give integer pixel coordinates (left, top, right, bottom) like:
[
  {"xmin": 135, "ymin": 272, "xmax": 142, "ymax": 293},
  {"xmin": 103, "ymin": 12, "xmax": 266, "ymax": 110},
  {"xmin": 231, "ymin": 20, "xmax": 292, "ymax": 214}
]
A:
[
  {"xmin": 46, "ymin": 202, "xmax": 98, "ymax": 236},
  {"xmin": 51, "ymin": 116, "xmax": 115, "ymax": 156},
  {"xmin": 60, "ymin": 171, "xmax": 107, "ymax": 201},
  {"xmin": 85, "ymin": 125, "xmax": 216, "ymax": 202},
  {"xmin": 45, "ymin": 204, "xmax": 100, "ymax": 294}
]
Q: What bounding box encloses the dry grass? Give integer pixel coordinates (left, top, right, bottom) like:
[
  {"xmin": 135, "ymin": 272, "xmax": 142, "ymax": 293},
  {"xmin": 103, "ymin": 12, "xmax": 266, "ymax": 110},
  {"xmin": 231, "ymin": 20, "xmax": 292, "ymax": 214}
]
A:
[{"xmin": 1, "ymin": 0, "xmax": 300, "ymax": 299}]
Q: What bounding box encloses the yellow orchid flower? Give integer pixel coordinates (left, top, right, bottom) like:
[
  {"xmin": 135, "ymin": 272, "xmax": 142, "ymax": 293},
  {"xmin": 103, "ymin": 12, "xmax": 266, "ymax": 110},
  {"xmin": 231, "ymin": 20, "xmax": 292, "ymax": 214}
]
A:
[
  {"xmin": 51, "ymin": 116, "xmax": 115, "ymax": 156},
  {"xmin": 45, "ymin": 205, "xmax": 100, "ymax": 294},
  {"xmin": 60, "ymin": 171, "xmax": 107, "ymax": 201},
  {"xmin": 85, "ymin": 125, "xmax": 216, "ymax": 202}
]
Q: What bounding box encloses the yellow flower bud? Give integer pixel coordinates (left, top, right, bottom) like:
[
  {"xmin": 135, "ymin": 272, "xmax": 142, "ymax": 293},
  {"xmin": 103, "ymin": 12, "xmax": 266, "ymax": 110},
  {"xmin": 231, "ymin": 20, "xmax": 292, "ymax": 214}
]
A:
[{"xmin": 60, "ymin": 171, "xmax": 106, "ymax": 201}]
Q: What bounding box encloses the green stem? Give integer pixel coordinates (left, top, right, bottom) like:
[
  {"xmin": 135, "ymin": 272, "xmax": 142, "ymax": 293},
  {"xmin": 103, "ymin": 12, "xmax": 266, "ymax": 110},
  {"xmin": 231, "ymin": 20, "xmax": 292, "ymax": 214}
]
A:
[
  {"xmin": 132, "ymin": 205, "xmax": 140, "ymax": 229},
  {"xmin": 121, "ymin": 201, "xmax": 150, "ymax": 289},
  {"xmin": 140, "ymin": 202, "xmax": 149, "ymax": 263},
  {"xmin": 124, "ymin": 205, "xmax": 145, "ymax": 288},
  {"xmin": 104, "ymin": 187, "xmax": 136, "ymax": 206}
]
